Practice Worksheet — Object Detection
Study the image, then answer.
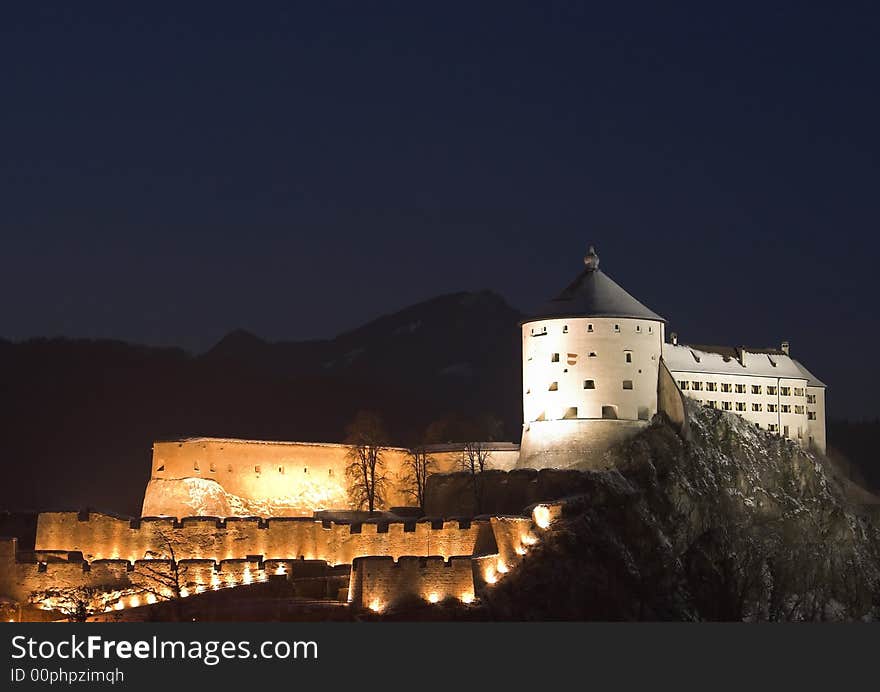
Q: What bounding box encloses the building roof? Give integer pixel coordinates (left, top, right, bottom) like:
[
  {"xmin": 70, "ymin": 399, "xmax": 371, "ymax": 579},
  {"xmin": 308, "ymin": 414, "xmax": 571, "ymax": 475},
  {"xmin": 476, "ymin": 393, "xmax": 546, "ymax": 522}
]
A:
[
  {"xmin": 662, "ymin": 343, "xmax": 826, "ymax": 387},
  {"xmin": 525, "ymin": 246, "xmax": 665, "ymax": 324}
]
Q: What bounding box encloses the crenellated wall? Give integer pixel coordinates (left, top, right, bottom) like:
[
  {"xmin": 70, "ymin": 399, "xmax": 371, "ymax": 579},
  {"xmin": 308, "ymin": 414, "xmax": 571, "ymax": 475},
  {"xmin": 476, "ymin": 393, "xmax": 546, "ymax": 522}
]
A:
[
  {"xmin": 348, "ymin": 556, "xmax": 476, "ymax": 610},
  {"xmin": 34, "ymin": 511, "xmax": 492, "ymax": 564},
  {"xmin": 2, "ymin": 506, "xmax": 548, "ymax": 617}
]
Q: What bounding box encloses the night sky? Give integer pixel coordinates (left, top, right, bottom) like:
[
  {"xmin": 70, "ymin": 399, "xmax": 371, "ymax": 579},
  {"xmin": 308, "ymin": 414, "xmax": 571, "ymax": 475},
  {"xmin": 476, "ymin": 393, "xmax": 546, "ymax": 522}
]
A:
[{"xmin": 2, "ymin": 2, "xmax": 878, "ymax": 418}]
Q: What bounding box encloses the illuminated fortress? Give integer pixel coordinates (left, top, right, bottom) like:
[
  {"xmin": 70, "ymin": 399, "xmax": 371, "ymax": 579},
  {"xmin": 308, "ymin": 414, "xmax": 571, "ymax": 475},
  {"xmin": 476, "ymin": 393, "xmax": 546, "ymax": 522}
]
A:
[
  {"xmin": 519, "ymin": 246, "xmax": 825, "ymax": 469},
  {"xmin": 0, "ymin": 245, "xmax": 827, "ymax": 620}
]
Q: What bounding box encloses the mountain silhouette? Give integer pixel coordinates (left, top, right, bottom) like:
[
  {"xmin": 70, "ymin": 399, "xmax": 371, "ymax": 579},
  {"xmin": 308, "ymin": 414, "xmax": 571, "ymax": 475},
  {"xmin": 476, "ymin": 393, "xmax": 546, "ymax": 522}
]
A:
[{"xmin": 0, "ymin": 291, "xmax": 523, "ymax": 515}]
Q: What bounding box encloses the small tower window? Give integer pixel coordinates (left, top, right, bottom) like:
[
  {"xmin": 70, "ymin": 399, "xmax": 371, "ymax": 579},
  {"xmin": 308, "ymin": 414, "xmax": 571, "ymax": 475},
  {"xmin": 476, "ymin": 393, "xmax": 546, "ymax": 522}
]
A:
[
  {"xmin": 278, "ymin": 466, "xmax": 284, "ymax": 474},
  {"xmin": 194, "ymin": 461, "xmax": 200, "ymax": 472},
  {"xmin": 209, "ymin": 463, "xmax": 216, "ymax": 473},
  {"xmin": 622, "ymin": 380, "xmax": 633, "ymax": 390},
  {"xmin": 625, "ymin": 352, "xmax": 632, "ymax": 363},
  {"xmin": 583, "ymin": 380, "xmax": 595, "ymax": 389},
  {"xmin": 535, "ymin": 411, "xmax": 546, "ymax": 421},
  {"xmin": 304, "ymin": 467, "xmax": 308, "ymax": 473},
  {"xmin": 588, "ymin": 352, "xmax": 597, "ymax": 358},
  {"xmin": 648, "ymin": 326, "xmax": 653, "ymax": 334},
  {"xmin": 638, "ymin": 406, "xmax": 650, "ymax": 421},
  {"xmin": 562, "ymin": 325, "xmax": 569, "ymax": 334},
  {"xmin": 329, "ymin": 469, "xmax": 334, "ymax": 476},
  {"xmin": 551, "ymin": 353, "xmax": 560, "ymax": 363},
  {"xmin": 548, "ymin": 382, "xmax": 558, "ymax": 391},
  {"xmin": 587, "ymin": 323, "xmax": 594, "ymax": 333},
  {"xmin": 562, "ymin": 407, "xmax": 578, "ymax": 419},
  {"xmin": 636, "ymin": 325, "xmax": 641, "ymax": 333},
  {"xmin": 601, "ymin": 405, "xmax": 618, "ymax": 420},
  {"xmin": 155, "ymin": 464, "xmax": 165, "ymax": 473},
  {"xmin": 614, "ymin": 324, "xmax": 620, "ymax": 333},
  {"xmin": 255, "ymin": 465, "xmax": 261, "ymax": 474}
]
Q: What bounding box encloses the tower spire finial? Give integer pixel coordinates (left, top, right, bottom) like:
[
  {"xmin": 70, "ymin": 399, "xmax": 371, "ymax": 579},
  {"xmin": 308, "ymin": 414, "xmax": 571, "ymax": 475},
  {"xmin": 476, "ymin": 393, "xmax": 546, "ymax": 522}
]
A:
[{"xmin": 584, "ymin": 245, "xmax": 599, "ymax": 271}]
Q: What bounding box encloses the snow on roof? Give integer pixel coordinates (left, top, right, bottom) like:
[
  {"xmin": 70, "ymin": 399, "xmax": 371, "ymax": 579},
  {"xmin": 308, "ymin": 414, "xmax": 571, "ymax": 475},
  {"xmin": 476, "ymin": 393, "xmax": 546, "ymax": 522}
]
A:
[
  {"xmin": 789, "ymin": 359, "xmax": 827, "ymax": 388},
  {"xmin": 662, "ymin": 343, "xmax": 826, "ymax": 387}
]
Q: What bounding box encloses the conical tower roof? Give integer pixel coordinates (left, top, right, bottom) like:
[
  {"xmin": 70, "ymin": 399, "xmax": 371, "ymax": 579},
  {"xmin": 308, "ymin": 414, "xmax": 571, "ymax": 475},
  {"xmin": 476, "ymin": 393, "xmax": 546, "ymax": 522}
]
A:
[{"xmin": 525, "ymin": 245, "xmax": 665, "ymax": 323}]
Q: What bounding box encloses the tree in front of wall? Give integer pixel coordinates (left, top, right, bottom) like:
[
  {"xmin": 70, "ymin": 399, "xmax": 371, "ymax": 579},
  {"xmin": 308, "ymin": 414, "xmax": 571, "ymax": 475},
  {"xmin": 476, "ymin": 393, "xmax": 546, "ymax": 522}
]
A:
[{"xmin": 344, "ymin": 410, "xmax": 389, "ymax": 513}]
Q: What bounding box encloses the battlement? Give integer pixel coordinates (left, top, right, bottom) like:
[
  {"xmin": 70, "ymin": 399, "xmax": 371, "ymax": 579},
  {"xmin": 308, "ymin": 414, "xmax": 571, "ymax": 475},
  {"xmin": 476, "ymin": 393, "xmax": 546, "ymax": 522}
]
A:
[
  {"xmin": 34, "ymin": 511, "xmax": 491, "ymax": 565},
  {"xmin": 348, "ymin": 555, "xmax": 476, "ymax": 611},
  {"xmin": 1, "ymin": 504, "xmax": 550, "ymax": 618}
]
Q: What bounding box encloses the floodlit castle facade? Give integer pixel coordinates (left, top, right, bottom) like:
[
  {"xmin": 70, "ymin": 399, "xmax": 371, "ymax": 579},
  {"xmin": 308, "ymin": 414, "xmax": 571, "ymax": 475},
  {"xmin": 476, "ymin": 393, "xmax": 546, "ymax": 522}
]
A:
[{"xmin": 518, "ymin": 246, "xmax": 826, "ymax": 468}]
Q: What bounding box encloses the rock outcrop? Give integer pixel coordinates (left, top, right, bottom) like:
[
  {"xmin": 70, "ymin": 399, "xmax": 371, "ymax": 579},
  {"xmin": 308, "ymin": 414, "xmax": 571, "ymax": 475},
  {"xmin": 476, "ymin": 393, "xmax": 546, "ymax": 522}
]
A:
[{"xmin": 483, "ymin": 402, "xmax": 880, "ymax": 621}]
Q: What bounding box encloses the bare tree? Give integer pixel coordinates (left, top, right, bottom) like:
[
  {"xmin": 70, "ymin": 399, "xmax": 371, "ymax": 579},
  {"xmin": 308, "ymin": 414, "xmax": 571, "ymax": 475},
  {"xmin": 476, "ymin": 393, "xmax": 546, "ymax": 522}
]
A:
[
  {"xmin": 401, "ymin": 445, "xmax": 434, "ymax": 509},
  {"xmin": 28, "ymin": 585, "xmax": 108, "ymax": 622},
  {"xmin": 457, "ymin": 414, "xmax": 503, "ymax": 514},
  {"xmin": 130, "ymin": 530, "xmax": 190, "ymax": 620},
  {"xmin": 344, "ymin": 411, "xmax": 389, "ymax": 512}
]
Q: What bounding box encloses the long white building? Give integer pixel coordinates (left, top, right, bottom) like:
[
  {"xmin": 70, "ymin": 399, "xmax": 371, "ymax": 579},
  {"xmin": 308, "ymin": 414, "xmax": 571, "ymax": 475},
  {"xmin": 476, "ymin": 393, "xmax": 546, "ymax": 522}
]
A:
[
  {"xmin": 663, "ymin": 341, "xmax": 826, "ymax": 452},
  {"xmin": 517, "ymin": 246, "xmax": 826, "ymax": 468}
]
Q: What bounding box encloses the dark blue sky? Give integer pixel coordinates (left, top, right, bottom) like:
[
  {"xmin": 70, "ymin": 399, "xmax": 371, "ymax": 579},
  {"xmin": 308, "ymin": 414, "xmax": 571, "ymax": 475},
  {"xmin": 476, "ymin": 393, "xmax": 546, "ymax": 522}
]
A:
[{"xmin": 1, "ymin": 2, "xmax": 878, "ymax": 417}]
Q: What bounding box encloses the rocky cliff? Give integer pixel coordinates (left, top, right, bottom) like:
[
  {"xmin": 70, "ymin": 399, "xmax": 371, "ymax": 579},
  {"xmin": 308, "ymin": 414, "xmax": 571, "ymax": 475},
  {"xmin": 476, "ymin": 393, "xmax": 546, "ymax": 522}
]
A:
[{"xmin": 483, "ymin": 401, "xmax": 880, "ymax": 621}]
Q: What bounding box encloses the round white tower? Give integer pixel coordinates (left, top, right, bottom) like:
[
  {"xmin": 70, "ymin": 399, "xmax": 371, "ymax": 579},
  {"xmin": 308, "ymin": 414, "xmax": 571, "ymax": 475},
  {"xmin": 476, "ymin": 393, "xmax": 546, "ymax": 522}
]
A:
[{"xmin": 517, "ymin": 246, "xmax": 666, "ymax": 469}]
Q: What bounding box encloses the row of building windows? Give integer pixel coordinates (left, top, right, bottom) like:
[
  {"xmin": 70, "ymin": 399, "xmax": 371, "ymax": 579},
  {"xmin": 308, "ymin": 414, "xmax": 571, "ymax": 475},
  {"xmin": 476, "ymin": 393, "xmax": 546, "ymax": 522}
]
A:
[
  {"xmin": 697, "ymin": 399, "xmax": 816, "ymax": 420},
  {"xmin": 186, "ymin": 462, "xmax": 335, "ymax": 477},
  {"xmin": 530, "ymin": 323, "xmax": 655, "ymax": 337},
  {"xmin": 699, "ymin": 400, "xmax": 813, "ymax": 416},
  {"xmin": 546, "ymin": 351, "xmax": 634, "ymax": 364},
  {"xmin": 678, "ymin": 380, "xmax": 808, "ymax": 397},
  {"xmin": 534, "ymin": 379, "xmax": 633, "ymax": 393},
  {"xmin": 533, "ymin": 405, "xmax": 651, "ymax": 421}
]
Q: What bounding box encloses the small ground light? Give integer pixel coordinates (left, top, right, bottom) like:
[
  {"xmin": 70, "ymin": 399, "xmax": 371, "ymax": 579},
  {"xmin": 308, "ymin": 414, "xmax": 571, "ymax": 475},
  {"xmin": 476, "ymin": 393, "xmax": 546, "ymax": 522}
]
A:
[
  {"xmin": 427, "ymin": 593, "xmax": 439, "ymax": 603},
  {"xmin": 533, "ymin": 505, "xmax": 552, "ymax": 529},
  {"xmin": 497, "ymin": 560, "xmax": 509, "ymax": 574},
  {"xmin": 461, "ymin": 593, "xmax": 474, "ymax": 604},
  {"xmin": 369, "ymin": 599, "xmax": 382, "ymax": 613}
]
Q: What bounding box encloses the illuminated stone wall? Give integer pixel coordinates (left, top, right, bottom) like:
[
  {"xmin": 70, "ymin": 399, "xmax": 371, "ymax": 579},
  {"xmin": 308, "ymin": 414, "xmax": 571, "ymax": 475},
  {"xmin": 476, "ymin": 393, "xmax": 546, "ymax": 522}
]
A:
[
  {"xmin": 348, "ymin": 556, "xmax": 476, "ymax": 611},
  {"xmin": 143, "ymin": 439, "xmax": 520, "ymax": 518},
  {"xmin": 2, "ymin": 506, "xmax": 552, "ymax": 617},
  {"xmin": 34, "ymin": 511, "xmax": 490, "ymax": 564},
  {"xmin": 518, "ymin": 419, "xmax": 647, "ymax": 470}
]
